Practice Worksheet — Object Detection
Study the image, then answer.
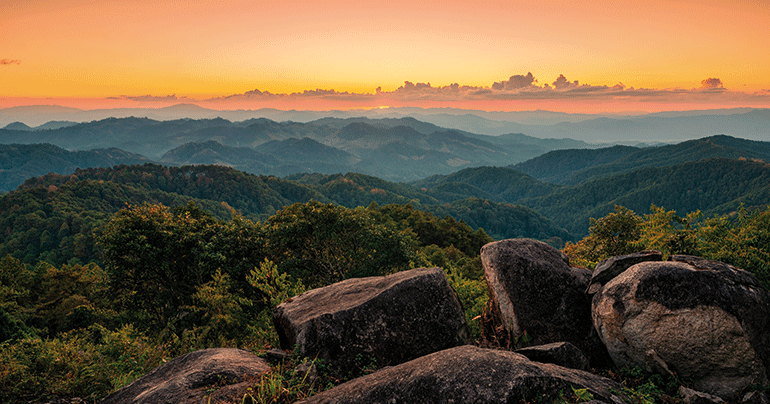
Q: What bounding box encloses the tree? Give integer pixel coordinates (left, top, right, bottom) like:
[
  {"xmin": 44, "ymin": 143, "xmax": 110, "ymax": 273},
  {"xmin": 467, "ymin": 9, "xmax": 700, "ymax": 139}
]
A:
[
  {"xmin": 563, "ymin": 205, "xmax": 642, "ymax": 268},
  {"xmin": 264, "ymin": 201, "xmax": 414, "ymax": 286},
  {"xmin": 100, "ymin": 202, "xmax": 221, "ymax": 328},
  {"xmin": 636, "ymin": 205, "xmax": 700, "ymax": 258},
  {"xmin": 697, "ymin": 206, "xmax": 770, "ymax": 288}
]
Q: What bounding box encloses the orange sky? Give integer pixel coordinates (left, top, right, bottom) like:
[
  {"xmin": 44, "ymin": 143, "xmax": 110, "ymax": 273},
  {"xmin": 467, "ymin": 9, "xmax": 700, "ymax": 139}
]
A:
[{"xmin": 3, "ymin": 0, "xmax": 770, "ymax": 113}]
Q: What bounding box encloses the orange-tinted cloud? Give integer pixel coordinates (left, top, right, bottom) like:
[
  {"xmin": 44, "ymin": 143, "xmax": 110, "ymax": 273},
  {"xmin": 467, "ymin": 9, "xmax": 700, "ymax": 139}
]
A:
[
  {"xmin": 110, "ymin": 94, "xmax": 186, "ymax": 102},
  {"xmin": 700, "ymin": 78, "xmax": 724, "ymax": 89},
  {"xmin": 492, "ymin": 73, "xmax": 537, "ymax": 90},
  {"xmin": 205, "ymin": 73, "xmax": 766, "ymax": 106},
  {"xmin": 551, "ymin": 74, "xmax": 580, "ymax": 90},
  {"xmin": 8, "ymin": 72, "xmax": 766, "ymax": 113},
  {"xmin": 1, "ymin": 59, "xmax": 21, "ymax": 65}
]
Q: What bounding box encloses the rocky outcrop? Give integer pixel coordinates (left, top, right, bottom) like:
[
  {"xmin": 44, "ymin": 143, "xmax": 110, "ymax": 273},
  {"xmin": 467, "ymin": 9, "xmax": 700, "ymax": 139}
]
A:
[
  {"xmin": 300, "ymin": 345, "xmax": 624, "ymax": 404},
  {"xmin": 273, "ymin": 267, "xmax": 472, "ymax": 376},
  {"xmin": 515, "ymin": 341, "xmax": 590, "ymax": 371},
  {"xmin": 678, "ymin": 386, "xmax": 726, "ymax": 404},
  {"xmin": 592, "ymin": 257, "xmax": 770, "ymax": 400},
  {"xmin": 481, "ymin": 239, "xmax": 608, "ymax": 366},
  {"xmin": 587, "ymin": 250, "xmax": 662, "ymax": 294},
  {"xmin": 99, "ymin": 348, "xmax": 270, "ymax": 404}
]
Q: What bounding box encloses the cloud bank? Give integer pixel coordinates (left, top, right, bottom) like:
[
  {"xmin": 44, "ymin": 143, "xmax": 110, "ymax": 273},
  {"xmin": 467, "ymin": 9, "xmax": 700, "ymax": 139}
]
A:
[
  {"xmin": 108, "ymin": 94, "xmax": 188, "ymax": 102},
  {"xmin": 203, "ymin": 72, "xmax": 768, "ymax": 108},
  {"xmin": 8, "ymin": 72, "xmax": 763, "ymax": 112}
]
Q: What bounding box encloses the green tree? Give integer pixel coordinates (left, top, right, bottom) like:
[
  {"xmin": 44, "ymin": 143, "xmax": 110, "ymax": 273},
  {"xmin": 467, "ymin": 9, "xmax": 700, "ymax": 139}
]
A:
[
  {"xmin": 697, "ymin": 206, "xmax": 770, "ymax": 288},
  {"xmin": 563, "ymin": 205, "xmax": 642, "ymax": 268},
  {"xmin": 100, "ymin": 202, "xmax": 221, "ymax": 329},
  {"xmin": 31, "ymin": 262, "xmax": 110, "ymax": 336},
  {"xmin": 0, "ymin": 255, "xmax": 35, "ymax": 341},
  {"xmin": 264, "ymin": 201, "xmax": 414, "ymax": 286},
  {"xmin": 636, "ymin": 205, "xmax": 700, "ymax": 258}
]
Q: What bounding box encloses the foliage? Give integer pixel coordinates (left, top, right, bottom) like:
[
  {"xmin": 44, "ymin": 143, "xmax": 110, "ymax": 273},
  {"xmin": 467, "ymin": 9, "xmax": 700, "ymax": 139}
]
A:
[
  {"xmin": 603, "ymin": 366, "xmax": 680, "ymax": 404},
  {"xmin": 244, "ymin": 259, "xmax": 307, "ymax": 347},
  {"xmin": 263, "ymin": 201, "xmax": 414, "ymax": 286},
  {"xmin": 0, "ymin": 324, "xmax": 167, "ymax": 403},
  {"xmin": 635, "ymin": 205, "xmax": 700, "ymax": 258},
  {"xmin": 563, "ymin": 206, "xmax": 642, "ymax": 268},
  {"xmin": 31, "ymin": 261, "xmax": 112, "ymax": 337},
  {"xmin": 237, "ymin": 351, "xmax": 334, "ymax": 404},
  {"xmin": 100, "ymin": 202, "xmax": 222, "ymax": 329},
  {"xmin": 367, "ymin": 203, "xmax": 492, "ymax": 257},
  {"xmin": 564, "ymin": 204, "xmax": 770, "ymax": 289},
  {"xmin": 697, "ymin": 205, "xmax": 770, "ymax": 287}
]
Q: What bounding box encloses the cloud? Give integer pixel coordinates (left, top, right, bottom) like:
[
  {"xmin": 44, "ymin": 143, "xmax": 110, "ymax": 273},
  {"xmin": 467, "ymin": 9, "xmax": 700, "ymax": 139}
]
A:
[
  {"xmin": 118, "ymin": 94, "xmax": 184, "ymax": 102},
  {"xmin": 389, "ymin": 81, "xmax": 485, "ymax": 100},
  {"xmin": 1, "ymin": 59, "xmax": 21, "ymax": 65},
  {"xmin": 492, "ymin": 72, "xmax": 537, "ymax": 90},
  {"xmin": 700, "ymin": 78, "xmax": 723, "ymax": 89},
  {"xmin": 552, "ymin": 74, "xmax": 580, "ymax": 89},
  {"xmin": 204, "ymin": 72, "xmax": 770, "ymax": 108}
]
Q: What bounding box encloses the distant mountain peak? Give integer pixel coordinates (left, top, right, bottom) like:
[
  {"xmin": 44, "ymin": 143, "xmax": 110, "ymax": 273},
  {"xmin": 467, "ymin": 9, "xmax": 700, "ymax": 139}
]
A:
[
  {"xmin": 159, "ymin": 103, "xmax": 212, "ymax": 111},
  {"xmin": 3, "ymin": 121, "xmax": 33, "ymax": 131}
]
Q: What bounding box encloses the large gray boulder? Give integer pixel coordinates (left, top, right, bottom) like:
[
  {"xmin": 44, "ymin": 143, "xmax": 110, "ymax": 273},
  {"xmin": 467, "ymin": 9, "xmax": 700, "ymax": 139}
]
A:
[
  {"xmin": 300, "ymin": 345, "xmax": 625, "ymax": 404},
  {"xmin": 587, "ymin": 250, "xmax": 662, "ymax": 294},
  {"xmin": 273, "ymin": 267, "xmax": 472, "ymax": 376},
  {"xmin": 481, "ymin": 239, "xmax": 607, "ymax": 365},
  {"xmin": 99, "ymin": 348, "xmax": 270, "ymax": 404},
  {"xmin": 593, "ymin": 256, "xmax": 770, "ymax": 400}
]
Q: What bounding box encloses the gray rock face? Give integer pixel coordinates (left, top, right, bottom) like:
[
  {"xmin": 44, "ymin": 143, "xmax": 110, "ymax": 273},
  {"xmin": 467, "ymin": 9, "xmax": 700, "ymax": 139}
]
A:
[
  {"xmin": 273, "ymin": 267, "xmax": 472, "ymax": 376},
  {"xmin": 99, "ymin": 348, "xmax": 270, "ymax": 404},
  {"xmin": 593, "ymin": 258, "xmax": 770, "ymax": 400},
  {"xmin": 742, "ymin": 391, "xmax": 770, "ymax": 404},
  {"xmin": 516, "ymin": 341, "xmax": 590, "ymax": 371},
  {"xmin": 587, "ymin": 250, "xmax": 662, "ymax": 294},
  {"xmin": 679, "ymin": 386, "xmax": 726, "ymax": 404},
  {"xmin": 300, "ymin": 345, "xmax": 624, "ymax": 404},
  {"xmin": 481, "ymin": 239, "xmax": 606, "ymax": 364}
]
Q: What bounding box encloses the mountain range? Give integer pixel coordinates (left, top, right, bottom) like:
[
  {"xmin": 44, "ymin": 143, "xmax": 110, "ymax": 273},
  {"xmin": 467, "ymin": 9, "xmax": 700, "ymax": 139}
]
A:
[
  {"xmin": 2, "ymin": 104, "xmax": 768, "ymax": 142},
  {"xmin": 1, "ymin": 110, "xmax": 767, "ymax": 253},
  {"xmin": 2, "ymin": 132, "xmax": 768, "ymax": 239},
  {"xmin": 0, "ymin": 116, "xmax": 597, "ymax": 182}
]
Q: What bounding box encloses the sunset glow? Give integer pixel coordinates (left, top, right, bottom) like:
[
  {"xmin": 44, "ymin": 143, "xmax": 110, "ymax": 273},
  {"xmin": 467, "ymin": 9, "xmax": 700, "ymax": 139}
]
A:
[{"xmin": 3, "ymin": 0, "xmax": 770, "ymax": 113}]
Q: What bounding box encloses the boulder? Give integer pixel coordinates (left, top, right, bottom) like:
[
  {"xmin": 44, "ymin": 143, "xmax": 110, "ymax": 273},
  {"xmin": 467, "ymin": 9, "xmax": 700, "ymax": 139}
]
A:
[
  {"xmin": 480, "ymin": 239, "xmax": 607, "ymax": 365},
  {"xmin": 515, "ymin": 341, "xmax": 590, "ymax": 371},
  {"xmin": 679, "ymin": 386, "xmax": 726, "ymax": 404},
  {"xmin": 300, "ymin": 345, "xmax": 625, "ymax": 404},
  {"xmin": 592, "ymin": 257, "xmax": 770, "ymax": 400},
  {"xmin": 273, "ymin": 267, "xmax": 472, "ymax": 376},
  {"xmin": 587, "ymin": 250, "xmax": 662, "ymax": 294},
  {"xmin": 99, "ymin": 348, "xmax": 270, "ymax": 404}
]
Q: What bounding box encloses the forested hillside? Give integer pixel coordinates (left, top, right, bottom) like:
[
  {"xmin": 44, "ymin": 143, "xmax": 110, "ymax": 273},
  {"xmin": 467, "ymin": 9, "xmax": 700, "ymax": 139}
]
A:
[
  {"xmin": 412, "ymin": 166, "xmax": 560, "ymax": 203},
  {"xmin": 518, "ymin": 157, "xmax": 770, "ymax": 234},
  {"xmin": 0, "ymin": 144, "xmax": 150, "ymax": 192},
  {"xmin": 511, "ymin": 135, "xmax": 770, "ymax": 185},
  {"xmin": 0, "ymin": 164, "xmax": 571, "ymax": 267},
  {"xmin": 406, "ymin": 156, "xmax": 770, "ymax": 237}
]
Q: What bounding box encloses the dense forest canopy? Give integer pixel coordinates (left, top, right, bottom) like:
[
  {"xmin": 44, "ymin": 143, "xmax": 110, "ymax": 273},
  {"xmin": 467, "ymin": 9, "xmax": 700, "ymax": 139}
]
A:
[{"xmin": 1, "ymin": 196, "xmax": 768, "ymax": 402}]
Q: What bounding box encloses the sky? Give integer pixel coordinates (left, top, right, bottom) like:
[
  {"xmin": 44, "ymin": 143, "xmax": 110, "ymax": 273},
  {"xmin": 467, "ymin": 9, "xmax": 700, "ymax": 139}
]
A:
[{"xmin": 3, "ymin": 0, "xmax": 770, "ymax": 113}]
